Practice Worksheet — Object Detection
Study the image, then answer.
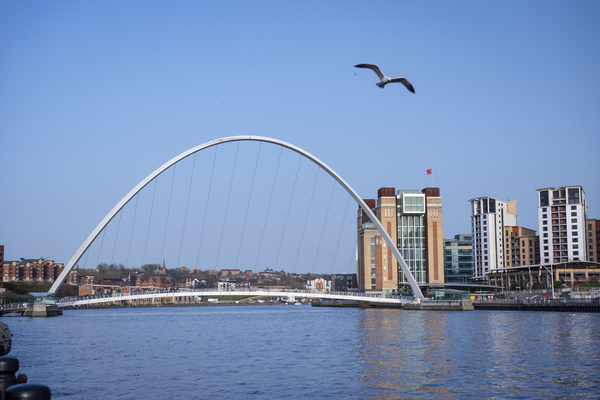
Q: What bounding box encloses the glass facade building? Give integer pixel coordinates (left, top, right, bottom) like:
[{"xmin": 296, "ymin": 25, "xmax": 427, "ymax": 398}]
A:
[
  {"xmin": 444, "ymin": 234, "xmax": 473, "ymax": 283},
  {"xmin": 397, "ymin": 191, "xmax": 427, "ymax": 284}
]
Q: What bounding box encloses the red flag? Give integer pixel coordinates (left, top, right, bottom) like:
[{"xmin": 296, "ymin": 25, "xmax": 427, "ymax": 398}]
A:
[{"xmin": 427, "ymin": 168, "xmax": 432, "ymax": 175}]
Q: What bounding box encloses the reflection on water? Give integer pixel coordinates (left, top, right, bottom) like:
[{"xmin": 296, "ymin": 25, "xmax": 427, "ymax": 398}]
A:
[
  {"xmin": 355, "ymin": 310, "xmax": 454, "ymax": 399},
  {"xmin": 353, "ymin": 309, "xmax": 600, "ymax": 399},
  {"xmin": 7, "ymin": 306, "xmax": 600, "ymax": 399}
]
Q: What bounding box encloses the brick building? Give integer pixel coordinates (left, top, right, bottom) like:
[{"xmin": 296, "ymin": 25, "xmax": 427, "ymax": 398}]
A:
[{"xmin": 2, "ymin": 258, "xmax": 76, "ymax": 284}]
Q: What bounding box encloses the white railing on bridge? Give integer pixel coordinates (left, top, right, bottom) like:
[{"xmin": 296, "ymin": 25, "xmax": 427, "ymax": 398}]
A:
[{"xmin": 50, "ymin": 288, "xmax": 417, "ymax": 307}]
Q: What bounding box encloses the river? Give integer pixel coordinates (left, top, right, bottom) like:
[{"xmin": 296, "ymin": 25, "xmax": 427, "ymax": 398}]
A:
[{"xmin": 6, "ymin": 306, "xmax": 600, "ymax": 399}]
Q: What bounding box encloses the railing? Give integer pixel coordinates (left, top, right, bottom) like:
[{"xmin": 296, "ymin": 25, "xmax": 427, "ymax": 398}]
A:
[
  {"xmin": 473, "ymin": 298, "xmax": 599, "ymax": 305},
  {"xmin": 51, "ymin": 288, "xmax": 417, "ymax": 305},
  {"xmin": 1, "ymin": 288, "xmax": 420, "ymax": 309},
  {"xmin": 0, "ymin": 302, "xmax": 27, "ymax": 311}
]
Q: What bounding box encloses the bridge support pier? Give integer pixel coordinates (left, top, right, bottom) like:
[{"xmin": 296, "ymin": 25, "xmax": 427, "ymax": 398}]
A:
[
  {"xmin": 23, "ymin": 304, "xmax": 62, "ymax": 317},
  {"xmin": 22, "ymin": 293, "xmax": 62, "ymax": 317}
]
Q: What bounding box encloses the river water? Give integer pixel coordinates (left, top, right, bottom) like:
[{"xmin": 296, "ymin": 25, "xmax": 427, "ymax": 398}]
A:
[{"xmin": 5, "ymin": 306, "xmax": 600, "ymax": 399}]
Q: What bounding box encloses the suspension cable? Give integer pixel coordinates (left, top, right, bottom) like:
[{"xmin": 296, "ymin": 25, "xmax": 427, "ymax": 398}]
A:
[
  {"xmin": 160, "ymin": 164, "xmax": 176, "ymax": 265},
  {"xmin": 292, "ymin": 167, "xmax": 320, "ymax": 273},
  {"xmin": 95, "ymin": 229, "xmax": 106, "ymax": 269},
  {"xmin": 196, "ymin": 145, "xmax": 218, "ymax": 270},
  {"xmin": 254, "ymin": 146, "xmax": 283, "ymax": 271},
  {"xmin": 83, "ymin": 245, "xmax": 91, "ymax": 269},
  {"xmin": 177, "ymin": 153, "xmax": 197, "ymax": 269},
  {"xmin": 274, "ymin": 154, "xmax": 302, "ymax": 270},
  {"xmin": 348, "ymin": 236, "xmax": 357, "ymax": 274},
  {"xmin": 234, "ymin": 142, "xmax": 262, "ymax": 270},
  {"xmin": 331, "ymin": 193, "xmax": 352, "ymax": 274},
  {"xmin": 215, "ymin": 141, "xmax": 240, "ymax": 269},
  {"xmin": 312, "ymin": 179, "xmax": 336, "ymax": 273},
  {"xmin": 110, "ymin": 211, "xmax": 123, "ymax": 266},
  {"xmin": 142, "ymin": 179, "xmax": 158, "ymax": 266},
  {"xmin": 125, "ymin": 195, "xmax": 139, "ymax": 269}
]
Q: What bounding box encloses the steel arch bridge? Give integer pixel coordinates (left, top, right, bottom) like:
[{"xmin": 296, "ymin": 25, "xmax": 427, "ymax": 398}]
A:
[{"xmin": 49, "ymin": 136, "xmax": 424, "ymax": 301}]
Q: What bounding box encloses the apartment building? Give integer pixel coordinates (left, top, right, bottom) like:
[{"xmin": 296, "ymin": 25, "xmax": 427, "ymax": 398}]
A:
[
  {"xmin": 505, "ymin": 226, "xmax": 540, "ymax": 267},
  {"xmin": 537, "ymin": 186, "xmax": 587, "ymax": 263},
  {"xmin": 586, "ymin": 219, "xmax": 599, "ymax": 262},
  {"xmin": 469, "ymin": 197, "xmax": 517, "ymax": 279}
]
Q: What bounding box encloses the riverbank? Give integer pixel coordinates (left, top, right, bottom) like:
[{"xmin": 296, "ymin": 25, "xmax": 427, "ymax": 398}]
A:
[{"xmin": 474, "ymin": 300, "xmax": 600, "ymax": 313}]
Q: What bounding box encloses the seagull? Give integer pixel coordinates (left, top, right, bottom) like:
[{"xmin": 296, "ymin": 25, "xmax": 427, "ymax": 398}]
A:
[{"xmin": 354, "ymin": 63, "xmax": 415, "ymax": 93}]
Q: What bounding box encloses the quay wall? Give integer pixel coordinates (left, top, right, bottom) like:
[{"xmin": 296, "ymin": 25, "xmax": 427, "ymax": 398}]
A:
[{"xmin": 474, "ymin": 301, "xmax": 600, "ymax": 313}]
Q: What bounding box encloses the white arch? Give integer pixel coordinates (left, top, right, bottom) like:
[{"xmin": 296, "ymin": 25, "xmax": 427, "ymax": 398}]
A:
[{"xmin": 49, "ymin": 136, "xmax": 424, "ymax": 300}]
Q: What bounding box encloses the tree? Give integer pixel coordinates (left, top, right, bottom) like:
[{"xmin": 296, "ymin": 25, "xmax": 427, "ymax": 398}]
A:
[{"xmin": 97, "ymin": 262, "xmax": 108, "ymax": 273}]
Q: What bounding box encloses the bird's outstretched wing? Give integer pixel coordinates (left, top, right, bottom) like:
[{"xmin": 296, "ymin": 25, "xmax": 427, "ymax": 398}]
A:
[
  {"xmin": 391, "ymin": 77, "xmax": 415, "ymax": 93},
  {"xmin": 354, "ymin": 63, "xmax": 385, "ymax": 81}
]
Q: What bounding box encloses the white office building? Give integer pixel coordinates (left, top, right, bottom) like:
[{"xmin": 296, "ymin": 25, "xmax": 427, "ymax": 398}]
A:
[
  {"xmin": 469, "ymin": 197, "xmax": 517, "ymax": 279},
  {"xmin": 537, "ymin": 186, "xmax": 587, "ymax": 264}
]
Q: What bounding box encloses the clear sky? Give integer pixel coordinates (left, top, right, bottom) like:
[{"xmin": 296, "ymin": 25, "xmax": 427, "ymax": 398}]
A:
[{"xmin": 2, "ymin": 1, "xmax": 599, "ymax": 274}]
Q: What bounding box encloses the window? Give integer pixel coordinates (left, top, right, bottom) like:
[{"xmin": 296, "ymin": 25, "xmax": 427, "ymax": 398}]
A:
[
  {"xmin": 590, "ymin": 239, "xmax": 593, "ymax": 244},
  {"xmin": 573, "ymin": 245, "xmax": 578, "ymax": 249},
  {"xmin": 542, "ymin": 207, "xmax": 547, "ymax": 212},
  {"xmin": 589, "ymin": 224, "xmax": 593, "ymax": 230},
  {"xmin": 544, "ymin": 239, "xmax": 548, "ymax": 244},
  {"xmin": 543, "ymin": 227, "xmax": 548, "ymax": 231},
  {"xmin": 571, "ymin": 212, "xmax": 577, "ymax": 217},
  {"xmin": 589, "ymin": 232, "xmax": 593, "ymax": 237},
  {"xmin": 484, "ymin": 244, "xmax": 488, "ymax": 248},
  {"xmin": 573, "ymin": 238, "xmax": 578, "ymax": 243},
  {"xmin": 543, "ymin": 233, "xmax": 548, "ymax": 238},
  {"xmin": 571, "ymin": 205, "xmax": 577, "ymax": 210},
  {"xmin": 542, "ymin": 214, "xmax": 547, "ymax": 219},
  {"xmin": 572, "ymin": 225, "xmax": 578, "ymax": 230},
  {"xmin": 543, "ymin": 221, "xmax": 547, "ymax": 225},
  {"xmin": 573, "ymin": 251, "xmax": 579, "ymax": 255},
  {"xmin": 568, "ymin": 189, "xmax": 580, "ymax": 204},
  {"xmin": 544, "ymin": 246, "xmax": 548, "ymax": 250},
  {"xmin": 573, "ymin": 231, "xmax": 578, "ymax": 236},
  {"xmin": 572, "ymin": 219, "xmax": 577, "ymax": 223},
  {"xmin": 540, "ymin": 191, "xmax": 549, "ymax": 207},
  {"xmin": 544, "ymin": 252, "xmax": 549, "ymax": 257}
]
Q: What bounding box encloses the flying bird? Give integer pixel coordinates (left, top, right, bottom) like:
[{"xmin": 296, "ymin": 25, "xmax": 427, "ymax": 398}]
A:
[{"xmin": 354, "ymin": 63, "xmax": 415, "ymax": 93}]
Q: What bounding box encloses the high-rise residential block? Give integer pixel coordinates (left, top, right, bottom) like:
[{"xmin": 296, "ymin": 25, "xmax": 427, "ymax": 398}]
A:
[
  {"xmin": 505, "ymin": 226, "xmax": 539, "ymax": 267},
  {"xmin": 537, "ymin": 186, "xmax": 587, "ymax": 263},
  {"xmin": 469, "ymin": 197, "xmax": 517, "ymax": 279},
  {"xmin": 586, "ymin": 219, "xmax": 599, "ymax": 262}
]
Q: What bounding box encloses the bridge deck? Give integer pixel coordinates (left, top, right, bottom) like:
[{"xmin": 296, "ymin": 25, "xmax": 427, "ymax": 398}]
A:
[{"xmin": 55, "ymin": 289, "xmax": 416, "ymax": 307}]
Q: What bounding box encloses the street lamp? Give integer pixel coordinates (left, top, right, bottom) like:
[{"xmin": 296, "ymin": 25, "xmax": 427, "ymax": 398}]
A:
[{"xmin": 541, "ymin": 263, "xmax": 554, "ymax": 299}]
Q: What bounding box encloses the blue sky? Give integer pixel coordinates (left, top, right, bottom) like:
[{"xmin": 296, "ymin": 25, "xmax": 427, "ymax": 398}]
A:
[{"xmin": 1, "ymin": 1, "xmax": 599, "ymax": 274}]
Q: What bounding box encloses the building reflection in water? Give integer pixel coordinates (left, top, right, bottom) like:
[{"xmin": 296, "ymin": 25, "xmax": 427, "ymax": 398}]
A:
[
  {"xmin": 353, "ymin": 309, "xmax": 454, "ymax": 399},
  {"xmin": 350, "ymin": 309, "xmax": 600, "ymax": 399}
]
